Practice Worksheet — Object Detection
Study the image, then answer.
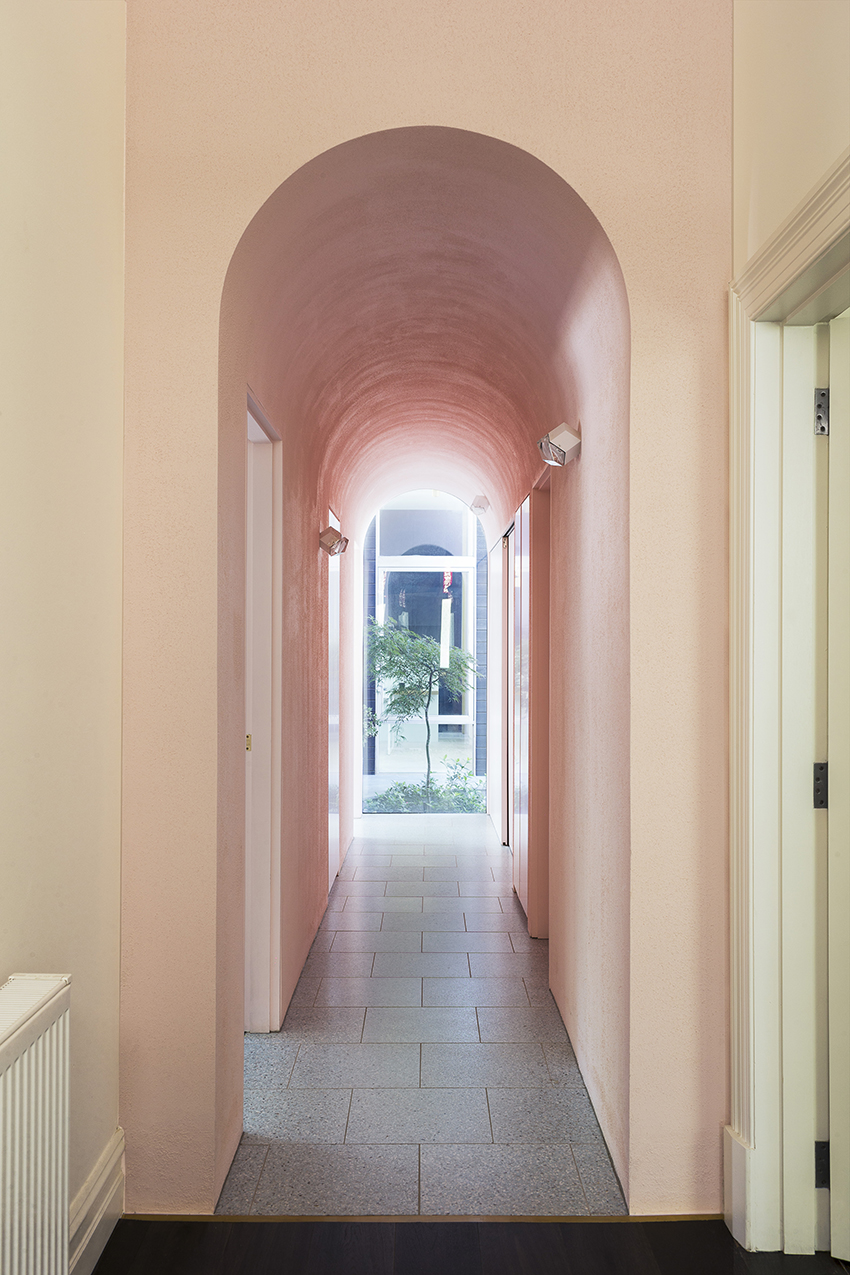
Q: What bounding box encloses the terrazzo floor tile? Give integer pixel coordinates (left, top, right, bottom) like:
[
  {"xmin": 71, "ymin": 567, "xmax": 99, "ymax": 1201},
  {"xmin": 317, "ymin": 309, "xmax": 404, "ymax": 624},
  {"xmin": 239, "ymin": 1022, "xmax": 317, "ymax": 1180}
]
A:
[
  {"xmin": 477, "ymin": 1006, "xmax": 569, "ymax": 1042},
  {"xmin": 468, "ymin": 952, "xmax": 549, "ymax": 978},
  {"xmin": 543, "ymin": 1040, "xmax": 584, "ymax": 1086},
  {"xmin": 423, "ymin": 931, "xmax": 513, "ymax": 953},
  {"xmin": 314, "ymin": 977, "xmax": 422, "ymax": 1007},
  {"xmin": 214, "ymin": 1144, "xmax": 268, "ymax": 1214},
  {"xmin": 343, "ymin": 894, "xmax": 423, "ymax": 912},
  {"xmin": 235, "ymin": 816, "xmax": 619, "ymax": 1219},
  {"xmin": 379, "ymin": 911, "xmax": 466, "ymax": 931},
  {"xmin": 420, "ymin": 1042, "xmax": 552, "ymax": 1088},
  {"xmin": 354, "ymin": 865, "xmax": 424, "ymax": 881},
  {"xmin": 320, "ymin": 911, "xmax": 383, "ymax": 931},
  {"xmin": 486, "ymin": 1087, "xmax": 603, "ymax": 1144},
  {"xmin": 329, "ymin": 879, "xmax": 388, "ymax": 896},
  {"xmin": 385, "ymin": 880, "xmax": 460, "ymax": 897},
  {"xmin": 571, "ymin": 1142, "xmax": 628, "ymax": 1214},
  {"xmin": 251, "ymin": 1143, "xmax": 419, "ymax": 1215},
  {"xmin": 371, "ymin": 952, "xmax": 471, "ymax": 978},
  {"xmin": 363, "ymin": 1007, "xmax": 479, "ymax": 1042},
  {"xmin": 242, "ymin": 1088, "xmax": 351, "ymax": 1144},
  {"xmin": 345, "ymin": 1087, "xmax": 492, "ymax": 1144},
  {"xmin": 423, "ymin": 977, "xmax": 530, "ymax": 1007},
  {"xmin": 288, "ymin": 1042, "xmax": 421, "ymax": 1089},
  {"xmin": 301, "ymin": 951, "xmax": 375, "ymax": 978},
  {"xmin": 419, "ymin": 1145, "xmax": 588, "ymax": 1216},
  {"xmin": 329, "ymin": 930, "xmax": 423, "ymax": 952},
  {"xmin": 244, "ymin": 1035, "xmax": 300, "ymax": 1089},
  {"xmin": 421, "ymin": 895, "xmax": 502, "ymax": 912},
  {"xmin": 280, "ymin": 1006, "xmax": 365, "ymax": 1043}
]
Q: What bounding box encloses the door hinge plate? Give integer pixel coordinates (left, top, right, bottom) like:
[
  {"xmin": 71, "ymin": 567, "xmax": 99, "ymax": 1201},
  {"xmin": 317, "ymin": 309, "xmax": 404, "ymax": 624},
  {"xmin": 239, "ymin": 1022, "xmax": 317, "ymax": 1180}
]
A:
[
  {"xmin": 814, "ymin": 762, "xmax": 828, "ymax": 808},
  {"xmin": 815, "ymin": 388, "xmax": 830, "ymax": 435},
  {"xmin": 816, "ymin": 1141, "xmax": 830, "ymax": 1189},
  {"xmin": 246, "ymin": 734, "xmax": 252, "ymax": 752}
]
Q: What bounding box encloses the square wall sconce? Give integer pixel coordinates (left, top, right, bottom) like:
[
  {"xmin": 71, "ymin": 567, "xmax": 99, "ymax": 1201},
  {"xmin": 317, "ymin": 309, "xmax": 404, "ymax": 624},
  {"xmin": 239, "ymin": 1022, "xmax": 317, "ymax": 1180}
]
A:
[
  {"xmin": 537, "ymin": 422, "xmax": 581, "ymax": 466},
  {"xmin": 319, "ymin": 526, "xmax": 348, "ymax": 555}
]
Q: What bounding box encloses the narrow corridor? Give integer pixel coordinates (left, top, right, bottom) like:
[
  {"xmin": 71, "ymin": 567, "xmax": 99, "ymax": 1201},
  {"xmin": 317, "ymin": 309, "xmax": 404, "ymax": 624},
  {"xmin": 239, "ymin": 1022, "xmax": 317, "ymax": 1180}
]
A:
[{"xmin": 217, "ymin": 815, "xmax": 625, "ymax": 1216}]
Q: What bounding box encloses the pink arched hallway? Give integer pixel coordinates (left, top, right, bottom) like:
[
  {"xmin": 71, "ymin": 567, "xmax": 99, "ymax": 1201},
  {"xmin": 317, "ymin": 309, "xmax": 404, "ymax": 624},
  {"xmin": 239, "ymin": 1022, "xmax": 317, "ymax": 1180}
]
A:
[{"xmin": 120, "ymin": 117, "xmax": 727, "ymax": 1217}]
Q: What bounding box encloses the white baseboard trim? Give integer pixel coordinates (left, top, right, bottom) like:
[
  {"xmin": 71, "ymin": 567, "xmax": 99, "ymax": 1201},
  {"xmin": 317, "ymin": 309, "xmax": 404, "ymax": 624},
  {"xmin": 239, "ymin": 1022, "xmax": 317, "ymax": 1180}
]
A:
[
  {"xmin": 69, "ymin": 1127, "xmax": 125, "ymax": 1275},
  {"xmin": 723, "ymin": 1126, "xmax": 750, "ymax": 1248}
]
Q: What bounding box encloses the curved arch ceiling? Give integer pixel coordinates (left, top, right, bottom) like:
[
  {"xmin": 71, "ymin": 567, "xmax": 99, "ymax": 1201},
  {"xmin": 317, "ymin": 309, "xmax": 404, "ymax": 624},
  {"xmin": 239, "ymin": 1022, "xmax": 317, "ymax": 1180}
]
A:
[{"xmin": 228, "ymin": 126, "xmax": 626, "ymax": 540}]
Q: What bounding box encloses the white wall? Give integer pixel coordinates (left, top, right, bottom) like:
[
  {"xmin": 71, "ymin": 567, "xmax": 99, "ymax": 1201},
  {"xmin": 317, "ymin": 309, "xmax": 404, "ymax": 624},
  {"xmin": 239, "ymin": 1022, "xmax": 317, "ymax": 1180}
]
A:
[
  {"xmin": 0, "ymin": 0, "xmax": 126, "ymax": 1250},
  {"xmin": 734, "ymin": 0, "xmax": 850, "ymax": 275}
]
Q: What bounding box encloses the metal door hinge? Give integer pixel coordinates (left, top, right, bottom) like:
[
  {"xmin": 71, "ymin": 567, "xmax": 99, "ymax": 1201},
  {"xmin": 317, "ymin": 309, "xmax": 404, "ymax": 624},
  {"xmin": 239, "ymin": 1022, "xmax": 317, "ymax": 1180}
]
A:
[
  {"xmin": 246, "ymin": 734, "xmax": 252, "ymax": 752},
  {"xmin": 815, "ymin": 388, "xmax": 830, "ymax": 435},
  {"xmin": 816, "ymin": 1141, "xmax": 830, "ymax": 1189},
  {"xmin": 814, "ymin": 762, "xmax": 828, "ymax": 808}
]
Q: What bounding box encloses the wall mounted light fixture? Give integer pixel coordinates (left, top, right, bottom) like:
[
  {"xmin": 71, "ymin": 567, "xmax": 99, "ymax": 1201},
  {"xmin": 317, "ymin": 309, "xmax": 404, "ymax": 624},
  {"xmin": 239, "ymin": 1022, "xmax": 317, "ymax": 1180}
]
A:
[
  {"xmin": 537, "ymin": 422, "xmax": 581, "ymax": 466},
  {"xmin": 319, "ymin": 526, "xmax": 348, "ymax": 555},
  {"xmin": 470, "ymin": 495, "xmax": 490, "ymax": 514}
]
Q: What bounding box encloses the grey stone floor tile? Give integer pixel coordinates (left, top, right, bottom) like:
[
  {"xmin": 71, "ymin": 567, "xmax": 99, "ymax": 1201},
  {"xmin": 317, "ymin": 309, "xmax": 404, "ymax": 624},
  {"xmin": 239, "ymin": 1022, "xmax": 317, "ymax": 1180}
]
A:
[
  {"xmin": 543, "ymin": 1040, "xmax": 584, "ymax": 1086},
  {"xmin": 419, "ymin": 1145, "xmax": 588, "ymax": 1216},
  {"xmin": 308, "ymin": 929, "xmax": 335, "ymax": 953},
  {"xmin": 242, "ymin": 1088, "xmax": 351, "ymax": 1144},
  {"xmin": 330, "ymin": 930, "xmax": 422, "ymax": 953},
  {"xmin": 351, "ymin": 854, "xmax": 393, "ymax": 865},
  {"xmin": 315, "ymin": 976, "xmax": 422, "ymax": 1007},
  {"xmin": 372, "ymin": 952, "xmax": 471, "ymax": 978},
  {"xmin": 423, "ymin": 931, "xmax": 513, "ymax": 953},
  {"xmin": 422, "ymin": 895, "xmax": 502, "ymax": 912},
  {"xmin": 421, "ymin": 1043, "xmax": 552, "ymax": 1087},
  {"xmin": 424, "ymin": 867, "xmax": 496, "ymax": 881},
  {"xmin": 571, "ymin": 1142, "xmax": 627, "ymax": 1214},
  {"xmin": 380, "ymin": 911, "xmax": 466, "ymax": 931},
  {"xmin": 385, "ymin": 880, "xmax": 460, "ymax": 897},
  {"xmin": 329, "ymin": 879, "xmax": 387, "ymax": 896},
  {"xmin": 325, "ymin": 894, "xmax": 347, "ymax": 912},
  {"xmin": 393, "ymin": 854, "xmax": 457, "ymax": 866},
  {"xmin": 251, "ymin": 1143, "xmax": 419, "ymax": 1215},
  {"xmin": 523, "ymin": 979, "xmax": 557, "ymax": 1007},
  {"xmin": 215, "ymin": 1144, "xmax": 268, "ymax": 1214},
  {"xmin": 289, "ymin": 1042, "xmax": 420, "ymax": 1088},
  {"xmin": 244, "ymin": 1035, "xmax": 300, "ymax": 1089},
  {"xmin": 458, "ymin": 882, "xmax": 512, "ymax": 896},
  {"xmin": 302, "ymin": 951, "xmax": 375, "ymax": 979},
  {"xmin": 288, "ymin": 977, "xmax": 321, "ymax": 1008},
  {"xmin": 354, "ymin": 865, "xmax": 424, "ymax": 881},
  {"xmin": 477, "ymin": 1006, "xmax": 569, "ymax": 1043},
  {"xmin": 464, "ymin": 913, "xmax": 524, "ymax": 932},
  {"xmin": 423, "ymin": 977, "xmax": 530, "ymax": 1007},
  {"xmin": 343, "ymin": 895, "xmax": 423, "ymax": 912},
  {"xmin": 280, "ymin": 1006, "xmax": 365, "ymax": 1043},
  {"xmin": 363, "ymin": 1006, "xmax": 479, "ymax": 1042},
  {"xmin": 487, "ymin": 1087, "xmax": 602, "ymax": 1144},
  {"xmin": 469, "ymin": 952, "xmax": 549, "ymax": 978},
  {"xmin": 509, "ymin": 932, "xmax": 548, "ymax": 953},
  {"xmin": 320, "ymin": 911, "xmax": 383, "ymax": 931},
  {"xmin": 346, "ymin": 1087, "xmax": 492, "ymax": 1144}
]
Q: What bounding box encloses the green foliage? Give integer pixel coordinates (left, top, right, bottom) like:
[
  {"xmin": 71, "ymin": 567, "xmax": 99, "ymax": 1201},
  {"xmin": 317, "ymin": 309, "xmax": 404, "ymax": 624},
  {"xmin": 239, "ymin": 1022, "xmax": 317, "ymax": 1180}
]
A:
[
  {"xmin": 365, "ymin": 616, "xmax": 476, "ymax": 798},
  {"xmin": 363, "ymin": 760, "xmax": 486, "ymax": 814}
]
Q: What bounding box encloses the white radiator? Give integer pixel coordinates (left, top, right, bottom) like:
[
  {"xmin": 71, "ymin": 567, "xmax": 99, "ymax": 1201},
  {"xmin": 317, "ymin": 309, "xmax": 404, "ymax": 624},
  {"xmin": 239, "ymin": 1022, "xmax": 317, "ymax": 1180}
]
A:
[{"xmin": 0, "ymin": 974, "xmax": 71, "ymax": 1275}]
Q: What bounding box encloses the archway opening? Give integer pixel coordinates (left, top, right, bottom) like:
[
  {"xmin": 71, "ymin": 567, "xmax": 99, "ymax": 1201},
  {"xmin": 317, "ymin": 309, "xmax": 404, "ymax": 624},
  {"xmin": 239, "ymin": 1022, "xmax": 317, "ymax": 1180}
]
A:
[{"xmin": 219, "ymin": 124, "xmax": 631, "ymax": 1207}]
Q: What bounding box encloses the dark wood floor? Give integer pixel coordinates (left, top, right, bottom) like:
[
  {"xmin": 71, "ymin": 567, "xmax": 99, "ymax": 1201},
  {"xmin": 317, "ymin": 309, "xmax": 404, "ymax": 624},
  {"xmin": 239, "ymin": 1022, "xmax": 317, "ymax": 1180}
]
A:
[{"xmin": 94, "ymin": 1218, "xmax": 847, "ymax": 1274}]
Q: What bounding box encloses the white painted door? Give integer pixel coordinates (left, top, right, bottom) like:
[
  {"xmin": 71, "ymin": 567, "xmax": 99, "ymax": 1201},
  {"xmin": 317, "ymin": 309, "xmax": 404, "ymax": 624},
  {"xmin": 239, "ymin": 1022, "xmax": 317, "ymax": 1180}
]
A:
[
  {"xmin": 328, "ymin": 510, "xmax": 341, "ymax": 893},
  {"xmin": 829, "ymin": 308, "xmax": 850, "ymax": 1261}
]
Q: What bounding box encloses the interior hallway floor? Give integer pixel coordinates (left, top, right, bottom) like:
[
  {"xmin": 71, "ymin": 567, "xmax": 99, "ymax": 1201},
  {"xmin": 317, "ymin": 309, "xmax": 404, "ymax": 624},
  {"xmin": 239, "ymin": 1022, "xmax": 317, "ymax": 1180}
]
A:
[{"xmin": 217, "ymin": 814, "xmax": 626, "ymax": 1217}]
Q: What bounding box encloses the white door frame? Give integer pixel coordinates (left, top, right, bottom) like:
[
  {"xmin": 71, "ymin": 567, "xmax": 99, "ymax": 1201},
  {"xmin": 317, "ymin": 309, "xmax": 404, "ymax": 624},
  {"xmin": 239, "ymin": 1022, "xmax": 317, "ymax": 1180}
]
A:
[
  {"xmin": 244, "ymin": 392, "xmax": 283, "ymax": 1033},
  {"xmin": 725, "ymin": 149, "xmax": 850, "ymax": 1253}
]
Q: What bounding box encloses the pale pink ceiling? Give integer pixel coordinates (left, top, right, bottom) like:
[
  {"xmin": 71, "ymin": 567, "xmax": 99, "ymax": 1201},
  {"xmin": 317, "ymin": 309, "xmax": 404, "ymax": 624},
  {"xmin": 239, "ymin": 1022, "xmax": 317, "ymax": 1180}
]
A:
[{"xmin": 227, "ymin": 126, "xmax": 626, "ymax": 540}]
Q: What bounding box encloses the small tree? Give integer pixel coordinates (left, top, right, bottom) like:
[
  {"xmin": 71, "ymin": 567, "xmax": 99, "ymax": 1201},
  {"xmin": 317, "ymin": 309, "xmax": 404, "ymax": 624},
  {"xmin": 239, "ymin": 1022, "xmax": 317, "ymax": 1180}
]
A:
[{"xmin": 366, "ymin": 616, "xmax": 476, "ymax": 804}]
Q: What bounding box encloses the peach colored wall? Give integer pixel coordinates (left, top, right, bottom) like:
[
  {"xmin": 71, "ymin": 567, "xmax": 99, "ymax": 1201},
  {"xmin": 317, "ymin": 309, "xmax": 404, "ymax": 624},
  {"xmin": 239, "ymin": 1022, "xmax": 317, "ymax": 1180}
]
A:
[
  {"xmin": 733, "ymin": 0, "xmax": 850, "ymax": 275},
  {"xmin": 0, "ymin": 0, "xmax": 125, "ymax": 1219},
  {"xmin": 122, "ymin": 0, "xmax": 731, "ymax": 1215}
]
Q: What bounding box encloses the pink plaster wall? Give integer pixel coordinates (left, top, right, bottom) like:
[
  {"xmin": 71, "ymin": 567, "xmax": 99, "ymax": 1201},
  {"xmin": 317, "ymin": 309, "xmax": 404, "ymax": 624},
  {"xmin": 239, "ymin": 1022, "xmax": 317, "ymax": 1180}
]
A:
[{"xmin": 122, "ymin": 0, "xmax": 730, "ymax": 1215}]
